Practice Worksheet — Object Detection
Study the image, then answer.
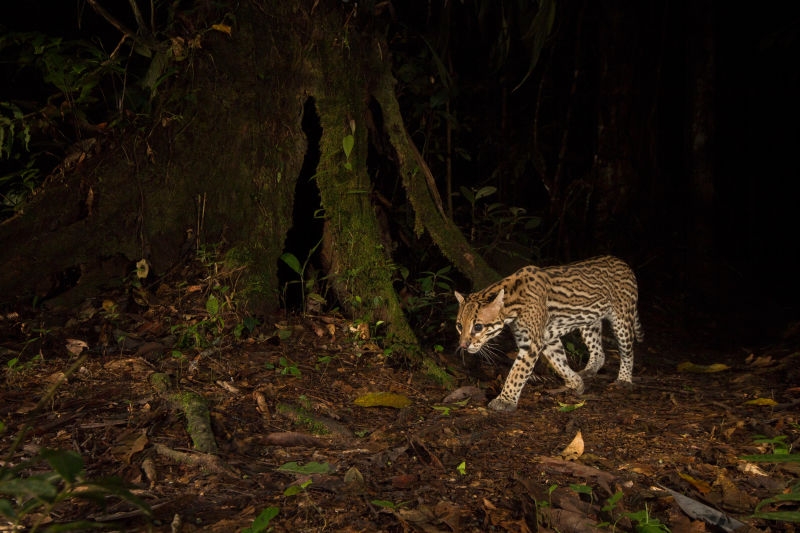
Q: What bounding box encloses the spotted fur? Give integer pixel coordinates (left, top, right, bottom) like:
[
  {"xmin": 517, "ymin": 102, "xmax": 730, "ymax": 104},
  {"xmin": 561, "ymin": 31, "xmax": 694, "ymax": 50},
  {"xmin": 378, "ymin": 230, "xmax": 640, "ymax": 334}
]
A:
[{"xmin": 454, "ymin": 255, "xmax": 644, "ymax": 412}]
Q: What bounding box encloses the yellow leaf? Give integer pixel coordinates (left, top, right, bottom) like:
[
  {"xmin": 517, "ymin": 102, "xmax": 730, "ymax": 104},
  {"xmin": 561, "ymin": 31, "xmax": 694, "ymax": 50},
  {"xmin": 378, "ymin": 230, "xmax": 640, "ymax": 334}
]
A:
[
  {"xmin": 743, "ymin": 398, "xmax": 778, "ymax": 406},
  {"xmin": 678, "ymin": 471, "xmax": 712, "ymax": 494},
  {"xmin": 354, "ymin": 392, "xmax": 411, "ymax": 408},
  {"xmin": 677, "ymin": 361, "xmax": 730, "ymax": 373},
  {"xmin": 211, "ymin": 23, "xmax": 232, "ymax": 35},
  {"xmin": 559, "ymin": 430, "xmax": 584, "ymax": 461}
]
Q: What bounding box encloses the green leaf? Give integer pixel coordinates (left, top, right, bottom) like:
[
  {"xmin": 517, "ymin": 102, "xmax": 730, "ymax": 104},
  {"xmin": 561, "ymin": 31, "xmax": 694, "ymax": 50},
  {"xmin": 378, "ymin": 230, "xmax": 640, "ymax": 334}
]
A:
[
  {"xmin": 277, "ymin": 461, "xmax": 332, "ymax": 474},
  {"xmin": 283, "ymin": 484, "xmax": 303, "ymax": 496},
  {"xmin": 280, "ymin": 253, "xmax": 303, "ymax": 275},
  {"xmin": 458, "ymin": 186, "xmax": 475, "ymax": 204},
  {"xmin": 242, "ymin": 506, "xmax": 280, "ymax": 533},
  {"xmin": 370, "ymin": 499, "xmax": 397, "ymax": 509},
  {"xmin": 558, "ymin": 400, "xmax": 585, "ymax": 412},
  {"xmin": 474, "ymin": 186, "xmax": 497, "ymax": 201},
  {"xmin": 0, "ymin": 476, "xmax": 59, "ymax": 501},
  {"xmin": 205, "ymin": 294, "xmax": 220, "ymax": 316},
  {"xmin": 342, "ymin": 134, "xmax": 354, "ymax": 159},
  {"xmin": 569, "ymin": 483, "xmax": 592, "ymax": 495},
  {"xmin": 741, "ymin": 454, "xmax": 800, "ymax": 463},
  {"xmin": 0, "ymin": 498, "xmax": 16, "ymax": 519},
  {"xmin": 456, "ymin": 461, "xmax": 467, "ymax": 475},
  {"xmin": 41, "ymin": 448, "xmax": 84, "ymax": 484},
  {"xmin": 752, "ymin": 510, "xmax": 800, "ymax": 522}
]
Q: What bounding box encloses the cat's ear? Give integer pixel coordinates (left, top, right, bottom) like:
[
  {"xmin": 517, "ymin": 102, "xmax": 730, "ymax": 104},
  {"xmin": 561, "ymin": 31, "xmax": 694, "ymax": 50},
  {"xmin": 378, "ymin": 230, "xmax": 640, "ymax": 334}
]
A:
[
  {"xmin": 454, "ymin": 291, "xmax": 465, "ymax": 305},
  {"xmin": 489, "ymin": 289, "xmax": 504, "ymax": 309}
]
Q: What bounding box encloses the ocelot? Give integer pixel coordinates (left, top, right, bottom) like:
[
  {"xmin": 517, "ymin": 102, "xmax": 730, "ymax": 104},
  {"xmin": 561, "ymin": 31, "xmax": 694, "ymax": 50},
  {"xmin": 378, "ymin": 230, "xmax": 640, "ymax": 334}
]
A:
[{"xmin": 454, "ymin": 255, "xmax": 643, "ymax": 412}]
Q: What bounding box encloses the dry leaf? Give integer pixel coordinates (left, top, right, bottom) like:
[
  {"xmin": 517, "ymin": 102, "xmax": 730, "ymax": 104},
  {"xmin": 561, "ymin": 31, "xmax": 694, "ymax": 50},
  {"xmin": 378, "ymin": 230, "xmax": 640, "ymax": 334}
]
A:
[
  {"xmin": 559, "ymin": 430, "xmax": 584, "ymax": 461},
  {"xmin": 677, "ymin": 362, "xmax": 730, "ymax": 373},
  {"xmin": 354, "ymin": 391, "xmax": 412, "ymax": 408},
  {"xmin": 141, "ymin": 457, "xmax": 157, "ymax": 488},
  {"xmin": 211, "ymin": 23, "xmax": 232, "ymax": 35},
  {"xmin": 678, "ymin": 471, "xmax": 712, "ymax": 494},
  {"xmin": 112, "ymin": 429, "xmax": 149, "ymax": 464},
  {"xmin": 135, "ymin": 258, "xmax": 150, "ymax": 279},
  {"xmin": 746, "ymin": 354, "xmax": 774, "ymax": 367},
  {"xmin": 253, "ymin": 391, "xmax": 270, "ymax": 415},
  {"xmin": 65, "ymin": 338, "xmax": 89, "ymax": 355},
  {"xmin": 743, "ymin": 397, "xmax": 777, "ymax": 406}
]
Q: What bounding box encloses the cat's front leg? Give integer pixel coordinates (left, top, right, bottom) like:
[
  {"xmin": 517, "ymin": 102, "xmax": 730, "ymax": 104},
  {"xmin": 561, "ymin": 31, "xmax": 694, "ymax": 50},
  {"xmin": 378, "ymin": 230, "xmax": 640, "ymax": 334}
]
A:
[{"xmin": 488, "ymin": 349, "xmax": 539, "ymax": 411}]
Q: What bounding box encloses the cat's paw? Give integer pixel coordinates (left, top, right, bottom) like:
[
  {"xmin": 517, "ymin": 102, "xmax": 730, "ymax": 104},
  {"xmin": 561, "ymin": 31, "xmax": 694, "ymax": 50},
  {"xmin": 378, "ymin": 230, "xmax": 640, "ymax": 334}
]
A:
[
  {"xmin": 611, "ymin": 379, "xmax": 635, "ymax": 390},
  {"xmin": 488, "ymin": 397, "xmax": 517, "ymax": 412}
]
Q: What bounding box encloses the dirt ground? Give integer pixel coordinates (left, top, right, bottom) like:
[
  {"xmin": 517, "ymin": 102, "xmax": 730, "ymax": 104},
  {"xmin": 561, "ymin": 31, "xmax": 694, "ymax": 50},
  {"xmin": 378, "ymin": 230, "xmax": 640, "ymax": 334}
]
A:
[{"xmin": 1, "ymin": 261, "xmax": 799, "ymax": 533}]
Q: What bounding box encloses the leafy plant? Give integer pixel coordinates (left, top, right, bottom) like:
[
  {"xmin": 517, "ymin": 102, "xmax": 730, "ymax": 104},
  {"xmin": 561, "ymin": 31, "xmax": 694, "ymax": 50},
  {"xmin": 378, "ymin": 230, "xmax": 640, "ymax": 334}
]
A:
[
  {"xmin": 0, "ymin": 442, "xmax": 151, "ymax": 531},
  {"xmin": 753, "ymin": 481, "xmax": 800, "ymax": 522},
  {"xmin": 280, "ymin": 235, "xmax": 326, "ymax": 313},
  {"xmin": 242, "ymin": 506, "xmax": 280, "ymax": 533},
  {"xmin": 743, "ymin": 435, "xmax": 800, "ymax": 522},
  {"xmin": 283, "ymin": 480, "xmax": 312, "ymax": 497},
  {"xmin": 370, "ymin": 499, "xmax": 407, "ymax": 510},
  {"xmin": 624, "ymin": 506, "xmax": 670, "ymax": 533},
  {"xmin": 277, "ymin": 356, "xmax": 301, "ymax": 377}
]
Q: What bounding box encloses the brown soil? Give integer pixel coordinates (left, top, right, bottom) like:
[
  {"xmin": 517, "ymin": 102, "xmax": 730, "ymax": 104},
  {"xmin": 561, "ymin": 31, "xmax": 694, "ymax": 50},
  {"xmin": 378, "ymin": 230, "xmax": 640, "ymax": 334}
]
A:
[{"xmin": 1, "ymin": 262, "xmax": 798, "ymax": 532}]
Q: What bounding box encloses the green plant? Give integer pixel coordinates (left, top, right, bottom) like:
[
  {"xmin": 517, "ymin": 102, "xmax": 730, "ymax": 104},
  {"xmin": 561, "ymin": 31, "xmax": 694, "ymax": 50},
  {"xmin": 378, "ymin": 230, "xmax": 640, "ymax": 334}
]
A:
[
  {"xmin": 0, "ymin": 439, "xmax": 151, "ymax": 531},
  {"xmin": 624, "ymin": 506, "xmax": 670, "ymax": 533},
  {"xmin": 277, "ymin": 356, "xmax": 301, "ymax": 377},
  {"xmin": 170, "ymin": 286, "xmax": 233, "ymax": 349},
  {"xmin": 753, "ymin": 481, "xmax": 800, "ymax": 522},
  {"xmin": 370, "ymin": 499, "xmax": 408, "ymax": 510},
  {"xmin": 743, "ymin": 435, "xmax": 800, "ymax": 522},
  {"xmin": 242, "ymin": 506, "xmax": 280, "ymax": 533},
  {"xmin": 280, "ymin": 235, "xmax": 326, "ymax": 313},
  {"xmin": 598, "ymin": 490, "xmax": 625, "ymax": 528}
]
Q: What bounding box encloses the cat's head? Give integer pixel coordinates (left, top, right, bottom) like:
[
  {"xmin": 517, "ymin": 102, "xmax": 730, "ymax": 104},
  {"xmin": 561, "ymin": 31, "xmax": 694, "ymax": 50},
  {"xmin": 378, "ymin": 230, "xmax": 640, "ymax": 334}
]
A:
[{"xmin": 454, "ymin": 289, "xmax": 505, "ymax": 353}]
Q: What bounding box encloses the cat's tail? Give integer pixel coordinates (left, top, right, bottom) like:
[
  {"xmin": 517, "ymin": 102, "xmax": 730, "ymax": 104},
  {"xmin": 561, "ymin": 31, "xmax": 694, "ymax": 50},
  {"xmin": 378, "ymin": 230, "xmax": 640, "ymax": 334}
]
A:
[{"xmin": 633, "ymin": 309, "xmax": 645, "ymax": 343}]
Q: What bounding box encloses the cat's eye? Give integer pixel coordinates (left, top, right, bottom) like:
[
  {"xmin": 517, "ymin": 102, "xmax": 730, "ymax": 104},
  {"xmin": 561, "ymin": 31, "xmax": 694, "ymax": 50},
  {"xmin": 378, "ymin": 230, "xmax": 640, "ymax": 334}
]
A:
[
  {"xmin": 472, "ymin": 324, "xmax": 484, "ymax": 333},
  {"xmin": 455, "ymin": 323, "xmax": 462, "ymax": 333}
]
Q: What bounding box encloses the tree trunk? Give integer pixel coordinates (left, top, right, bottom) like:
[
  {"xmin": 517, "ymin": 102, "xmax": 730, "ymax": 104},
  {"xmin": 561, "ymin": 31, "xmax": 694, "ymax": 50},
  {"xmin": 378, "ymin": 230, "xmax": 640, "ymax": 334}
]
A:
[{"xmin": 685, "ymin": 1, "xmax": 717, "ymax": 298}]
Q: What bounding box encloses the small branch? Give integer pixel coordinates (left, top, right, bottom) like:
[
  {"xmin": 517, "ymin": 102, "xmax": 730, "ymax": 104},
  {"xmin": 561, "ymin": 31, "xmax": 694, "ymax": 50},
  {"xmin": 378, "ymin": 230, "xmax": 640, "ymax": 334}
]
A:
[{"xmin": 85, "ymin": 0, "xmax": 158, "ymax": 52}]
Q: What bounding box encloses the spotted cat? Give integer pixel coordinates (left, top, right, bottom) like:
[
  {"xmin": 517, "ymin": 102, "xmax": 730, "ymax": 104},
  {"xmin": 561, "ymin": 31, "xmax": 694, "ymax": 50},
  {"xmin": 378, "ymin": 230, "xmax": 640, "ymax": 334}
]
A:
[{"xmin": 454, "ymin": 255, "xmax": 643, "ymax": 412}]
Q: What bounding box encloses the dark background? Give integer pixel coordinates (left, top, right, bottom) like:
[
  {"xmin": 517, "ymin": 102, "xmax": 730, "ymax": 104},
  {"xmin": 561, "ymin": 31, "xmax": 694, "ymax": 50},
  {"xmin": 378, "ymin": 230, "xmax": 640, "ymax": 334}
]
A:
[{"xmin": 2, "ymin": 1, "xmax": 798, "ymax": 348}]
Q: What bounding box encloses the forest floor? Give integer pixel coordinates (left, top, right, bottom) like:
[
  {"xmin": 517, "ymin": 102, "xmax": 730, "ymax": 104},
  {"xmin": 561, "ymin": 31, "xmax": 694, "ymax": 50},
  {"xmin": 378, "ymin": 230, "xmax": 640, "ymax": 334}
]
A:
[{"xmin": 1, "ymin": 259, "xmax": 799, "ymax": 533}]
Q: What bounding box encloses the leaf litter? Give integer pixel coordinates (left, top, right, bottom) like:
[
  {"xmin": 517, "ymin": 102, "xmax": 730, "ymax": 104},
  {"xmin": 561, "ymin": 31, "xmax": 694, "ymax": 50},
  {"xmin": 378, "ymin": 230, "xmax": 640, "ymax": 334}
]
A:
[{"xmin": 0, "ymin": 260, "xmax": 799, "ymax": 531}]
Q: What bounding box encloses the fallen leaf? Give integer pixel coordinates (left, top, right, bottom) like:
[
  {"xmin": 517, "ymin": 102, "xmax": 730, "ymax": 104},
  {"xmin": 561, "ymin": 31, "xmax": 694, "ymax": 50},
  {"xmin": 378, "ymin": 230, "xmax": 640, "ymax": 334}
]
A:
[
  {"xmin": 677, "ymin": 362, "xmax": 730, "ymax": 373},
  {"xmin": 65, "ymin": 338, "xmax": 89, "ymax": 356},
  {"xmin": 678, "ymin": 471, "xmax": 712, "ymax": 494},
  {"xmin": 354, "ymin": 391, "xmax": 412, "ymax": 408},
  {"xmin": 743, "ymin": 398, "xmax": 778, "ymax": 406},
  {"xmin": 111, "ymin": 429, "xmax": 149, "ymax": 464},
  {"xmin": 211, "ymin": 23, "xmax": 232, "ymax": 35},
  {"xmin": 343, "ymin": 466, "xmax": 364, "ymax": 487},
  {"xmin": 715, "ymin": 471, "xmax": 755, "ymax": 513},
  {"xmin": 746, "ymin": 354, "xmax": 774, "ymax": 367},
  {"xmin": 558, "ymin": 400, "xmax": 585, "ymax": 412},
  {"xmin": 559, "ymin": 430, "xmax": 584, "ymax": 461},
  {"xmin": 442, "ymin": 385, "xmax": 485, "ymax": 404},
  {"xmin": 135, "ymin": 258, "xmax": 150, "ymax": 279}
]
